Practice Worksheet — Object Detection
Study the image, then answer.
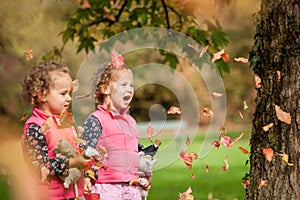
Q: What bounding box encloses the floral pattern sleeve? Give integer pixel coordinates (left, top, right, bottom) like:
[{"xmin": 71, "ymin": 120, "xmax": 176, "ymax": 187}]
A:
[
  {"xmin": 81, "ymin": 115, "xmax": 102, "ymax": 148},
  {"xmin": 23, "ymin": 123, "xmax": 69, "ymax": 177}
]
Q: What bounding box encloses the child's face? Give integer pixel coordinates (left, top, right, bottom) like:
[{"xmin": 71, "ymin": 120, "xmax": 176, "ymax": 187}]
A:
[
  {"xmin": 39, "ymin": 71, "xmax": 72, "ymax": 115},
  {"xmin": 108, "ymin": 69, "xmax": 134, "ymax": 113}
]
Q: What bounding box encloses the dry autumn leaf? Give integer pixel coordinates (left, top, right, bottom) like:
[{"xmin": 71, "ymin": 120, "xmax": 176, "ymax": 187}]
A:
[
  {"xmin": 220, "ymin": 135, "xmax": 232, "ymax": 147},
  {"xmin": 242, "ymin": 180, "xmax": 250, "ymax": 188},
  {"xmin": 243, "ymin": 101, "xmax": 249, "ymax": 110},
  {"xmin": 230, "ymin": 132, "xmax": 245, "ymax": 147},
  {"xmin": 24, "ymin": 47, "xmax": 33, "ymax": 61},
  {"xmin": 186, "ymin": 136, "xmax": 191, "ymax": 147},
  {"xmin": 212, "ymin": 49, "xmax": 225, "ymax": 63},
  {"xmin": 212, "ymin": 140, "xmax": 221, "ymax": 148},
  {"xmin": 180, "ymin": 150, "xmax": 198, "ymax": 169},
  {"xmin": 262, "ymin": 148, "xmax": 274, "ymax": 162},
  {"xmin": 255, "ymin": 75, "xmax": 262, "ymax": 89},
  {"xmin": 190, "ymin": 174, "xmax": 196, "ymax": 179},
  {"xmin": 259, "ymin": 180, "xmax": 267, "ymax": 188},
  {"xmin": 220, "ymin": 155, "xmax": 229, "ymax": 172},
  {"xmin": 221, "ymin": 52, "xmax": 230, "ymax": 62},
  {"xmin": 202, "ymin": 107, "xmax": 213, "ymax": 118},
  {"xmin": 178, "ymin": 186, "xmax": 194, "ymax": 200},
  {"xmin": 262, "ymin": 123, "xmax": 274, "ymax": 132},
  {"xmin": 167, "ymin": 106, "xmax": 182, "ymax": 114},
  {"xmin": 58, "ymin": 109, "xmax": 75, "ymax": 129},
  {"xmin": 278, "ymin": 153, "xmax": 294, "ymax": 166},
  {"xmin": 146, "ymin": 123, "xmax": 154, "ymax": 144},
  {"xmin": 238, "ymin": 146, "xmax": 249, "ymax": 154},
  {"xmin": 20, "ymin": 113, "xmax": 27, "ymax": 122},
  {"xmin": 211, "ymin": 92, "xmax": 224, "ymax": 99},
  {"xmin": 237, "ymin": 110, "xmax": 244, "ymax": 119},
  {"xmin": 220, "ymin": 126, "xmax": 226, "ymax": 134},
  {"xmin": 275, "ymin": 105, "xmax": 291, "ymax": 124},
  {"xmin": 199, "ymin": 45, "xmax": 209, "ymax": 58},
  {"xmin": 72, "ymin": 79, "xmax": 79, "ymax": 93},
  {"xmin": 41, "ymin": 117, "xmax": 54, "ymax": 133},
  {"xmin": 234, "ymin": 57, "xmax": 249, "ymax": 63}
]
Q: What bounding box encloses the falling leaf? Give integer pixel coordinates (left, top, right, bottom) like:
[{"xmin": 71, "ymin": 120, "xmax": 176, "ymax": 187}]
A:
[
  {"xmin": 24, "ymin": 47, "xmax": 33, "ymax": 61},
  {"xmin": 278, "ymin": 153, "xmax": 294, "ymax": 166},
  {"xmin": 230, "ymin": 132, "xmax": 245, "ymax": 147},
  {"xmin": 212, "ymin": 141, "xmax": 220, "ymax": 148},
  {"xmin": 146, "ymin": 123, "xmax": 154, "ymax": 144},
  {"xmin": 220, "ymin": 135, "xmax": 232, "ymax": 147},
  {"xmin": 220, "ymin": 156, "xmax": 229, "ymax": 172},
  {"xmin": 259, "ymin": 180, "xmax": 267, "ymax": 188},
  {"xmin": 190, "ymin": 174, "xmax": 196, "ymax": 179},
  {"xmin": 75, "ymin": 93, "xmax": 92, "ymax": 99},
  {"xmin": 262, "ymin": 148, "xmax": 274, "ymax": 162},
  {"xmin": 180, "ymin": 150, "xmax": 198, "ymax": 169},
  {"xmin": 199, "ymin": 45, "xmax": 209, "ymax": 58},
  {"xmin": 58, "ymin": 109, "xmax": 75, "ymax": 129},
  {"xmin": 41, "ymin": 117, "xmax": 54, "ymax": 133},
  {"xmin": 237, "ymin": 110, "xmax": 244, "ymax": 119},
  {"xmin": 205, "ymin": 164, "xmax": 209, "ymax": 173},
  {"xmin": 187, "ymin": 44, "xmax": 199, "ymax": 52},
  {"xmin": 186, "ymin": 136, "xmax": 191, "ymax": 147},
  {"xmin": 242, "ymin": 180, "xmax": 250, "ymax": 188},
  {"xmin": 219, "ymin": 126, "xmax": 226, "ymax": 134},
  {"xmin": 202, "ymin": 107, "xmax": 213, "ymax": 118},
  {"xmin": 243, "ymin": 101, "xmax": 248, "ymax": 110},
  {"xmin": 277, "ymin": 71, "xmax": 281, "ymax": 82},
  {"xmin": 262, "ymin": 123, "xmax": 274, "ymax": 132},
  {"xmin": 178, "ymin": 186, "xmax": 194, "ymax": 200},
  {"xmin": 275, "ymin": 105, "xmax": 291, "ymax": 124},
  {"xmin": 221, "ymin": 52, "xmax": 230, "ymax": 62},
  {"xmin": 238, "ymin": 146, "xmax": 249, "ymax": 154},
  {"xmin": 20, "ymin": 113, "xmax": 27, "ymax": 122},
  {"xmin": 234, "ymin": 57, "xmax": 248, "ymax": 63},
  {"xmin": 255, "ymin": 75, "xmax": 262, "ymax": 89},
  {"xmin": 212, "ymin": 49, "xmax": 225, "ymax": 63},
  {"xmin": 211, "ymin": 92, "xmax": 224, "ymax": 99},
  {"xmin": 71, "ymin": 79, "xmax": 79, "ymax": 93},
  {"xmin": 111, "ymin": 50, "xmax": 124, "ymax": 68},
  {"xmin": 167, "ymin": 106, "xmax": 182, "ymax": 114}
]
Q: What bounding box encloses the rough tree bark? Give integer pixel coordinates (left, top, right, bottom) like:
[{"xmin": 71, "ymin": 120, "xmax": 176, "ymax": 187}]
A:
[{"xmin": 246, "ymin": 0, "xmax": 300, "ymax": 199}]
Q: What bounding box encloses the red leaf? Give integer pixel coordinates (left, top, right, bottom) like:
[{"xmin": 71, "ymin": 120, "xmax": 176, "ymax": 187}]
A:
[
  {"xmin": 212, "ymin": 141, "xmax": 220, "ymax": 148},
  {"xmin": 221, "ymin": 52, "xmax": 230, "ymax": 62},
  {"xmin": 220, "ymin": 135, "xmax": 232, "ymax": 147},
  {"xmin": 180, "ymin": 150, "xmax": 198, "ymax": 169},
  {"xmin": 262, "ymin": 148, "xmax": 274, "ymax": 162},
  {"xmin": 205, "ymin": 164, "xmax": 209, "ymax": 173},
  {"xmin": 84, "ymin": 193, "xmax": 100, "ymax": 200}
]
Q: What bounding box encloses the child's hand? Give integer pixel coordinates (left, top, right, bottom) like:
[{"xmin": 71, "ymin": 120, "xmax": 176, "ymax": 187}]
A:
[
  {"xmin": 84, "ymin": 177, "xmax": 92, "ymax": 194},
  {"xmin": 69, "ymin": 151, "xmax": 90, "ymax": 169}
]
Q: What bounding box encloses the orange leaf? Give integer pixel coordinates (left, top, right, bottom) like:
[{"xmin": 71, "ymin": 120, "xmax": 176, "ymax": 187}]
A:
[
  {"xmin": 221, "ymin": 52, "xmax": 230, "ymax": 62},
  {"xmin": 24, "ymin": 47, "xmax": 33, "ymax": 61},
  {"xmin": 230, "ymin": 132, "xmax": 245, "ymax": 147},
  {"xmin": 255, "ymin": 75, "xmax": 262, "ymax": 89},
  {"xmin": 238, "ymin": 146, "xmax": 249, "ymax": 154},
  {"xmin": 275, "ymin": 105, "xmax": 291, "ymax": 124},
  {"xmin": 180, "ymin": 150, "xmax": 198, "ymax": 169},
  {"xmin": 212, "ymin": 49, "xmax": 225, "ymax": 63},
  {"xmin": 202, "ymin": 107, "xmax": 213, "ymax": 118},
  {"xmin": 262, "ymin": 148, "xmax": 274, "ymax": 162},
  {"xmin": 262, "ymin": 123, "xmax": 274, "ymax": 132},
  {"xmin": 242, "ymin": 180, "xmax": 250, "ymax": 188},
  {"xmin": 41, "ymin": 117, "xmax": 54, "ymax": 133},
  {"xmin": 234, "ymin": 57, "xmax": 248, "ymax": 63},
  {"xmin": 259, "ymin": 180, "xmax": 267, "ymax": 188},
  {"xmin": 146, "ymin": 123, "xmax": 154, "ymax": 144},
  {"xmin": 178, "ymin": 186, "xmax": 194, "ymax": 200},
  {"xmin": 167, "ymin": 106, "xmax": 182, "ymax": 114},
  {"xmin": 219, "ymin": 126, "xmax": 226, "ymax": 134},
  {"xmin": 59, "ymin": 109, "xmax": 75, "ymax": 129},
  {"xmin": 211, "ymin": 92, "xmax": 224, "ymax": 99}
]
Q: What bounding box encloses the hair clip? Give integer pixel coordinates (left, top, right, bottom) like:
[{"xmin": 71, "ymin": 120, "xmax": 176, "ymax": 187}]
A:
[{"xmin": 111, "ymin": 50, "xmax": 124, "ymax": 68}]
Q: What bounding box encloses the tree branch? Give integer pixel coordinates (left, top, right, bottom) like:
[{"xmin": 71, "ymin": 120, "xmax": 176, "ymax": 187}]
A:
[{"xmin": 161, "ymin": 0, "xmax": 170, "ymax": 29}]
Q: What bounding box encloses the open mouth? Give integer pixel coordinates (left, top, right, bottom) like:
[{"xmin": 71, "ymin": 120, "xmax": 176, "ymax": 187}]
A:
[{"xmin": 123, "ymin": 95, "xmax": 131, "ymax": 102}]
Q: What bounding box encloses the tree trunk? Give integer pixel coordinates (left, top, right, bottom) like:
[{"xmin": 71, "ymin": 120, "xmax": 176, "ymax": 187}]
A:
[{"xmin": 246, "ymin": 0, "xmax": 300, "ymax": 199}]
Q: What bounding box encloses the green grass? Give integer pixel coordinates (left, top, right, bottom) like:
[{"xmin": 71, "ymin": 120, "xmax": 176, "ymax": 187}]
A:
[{"xmin": 142, "ymin": 131, "xmax": 250, "ymax": 200}]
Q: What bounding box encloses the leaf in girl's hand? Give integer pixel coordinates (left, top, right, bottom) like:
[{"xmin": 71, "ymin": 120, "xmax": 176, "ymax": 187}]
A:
[
  {"xmin": 212, "ymin": 49, "xmax": 225, "ymax": 63},
  {"xmin": 24, "ymin": 47, "xmax": 33, "ymax": 61},
  {"xmin": 259, "ymin": 180, "xmax": 267, "ymax": 188},
  {"xmin": 59, "ymin": 109, "xmax": 75, "ymax": 129},
  {"xmin": 243, "ymin": 101, "xmax": 249, "ymax": 110},
  {"xmin": 202, "ymin": 108, "xmax": 213, "ymax": 118},
  {"xmin": 262, "ymin": 123, "xmax": 274, "ymax": 132},
  {"xmin": 230, "ymin": 132, "xmax": 244, "ymax": 147},
  {"xmin": 238, "ymin": 146, "xmax": 249, "ymax": 154},
  {"xmin": 167, "ymin": 106, "xmax": 182, "ymax": 114},
  {"xmin": 237, "ymin": 110, "xmax": 244, "ymax": 119},
  {"xmin": 20, "ymin": 113, "xmax": 27, "ymax": 122},
  {"xmin": 220, "ymin": 135, "xmax": 232, "ymax": 147},
  {"xmin": 278, "ymin": 153, "xmax": 294, "ymax": 166},
  {"xmin": 211, "ymin": 92, "xmax": 224, "ymax": 99},
  {"xmin": 205, "ymin": 164, "xmax": 209, "ymax": 173},
  {"xmin": 255, "ymin": 75, "xmax": 262, "ymax": 89},
  {"xmin": 275, "ymin": 105, "xmax": 291, "ymax": 124},
  {"xmin": 178, "ymin": 186, "xmax": 194, "ymax": 200},
  {"xmin": 199, "ymin": 45, "xmax": 209, "ymax": 58},
  {"xmin": 220, "ymin": 155, "xmax": 229, "ymax": 172},
  {"xmin": 75, "ymin": 93, "xmax": 92, "ymax": 99},
  {"xmin": 234, "ymin": 57, "xmax": 249, "ymax": 63},
  {"xmin": 41, "ymin": 117, "xmax": 54, "ymax": 132},
  {"xmin": 262, "ymin": 148, "xmax": 274, "ymax": 162},
  {"xmin": 71, "ymin": 79, "xmax": 79, "ymax": 93},
  {"xmin": 146, "ymin": 123, "xmax": 154, "ymax": 144},
  {"xmin": 179, "ymin": 150, "xmax": 198, "ymax": 169}
]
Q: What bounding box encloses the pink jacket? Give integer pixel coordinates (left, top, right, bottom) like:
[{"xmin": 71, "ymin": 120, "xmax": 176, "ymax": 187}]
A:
[
  {"xmin": 22, "ymin": 108, "xmax": 83, "ymax": 200},
  {"xmin": 92, "ymin": 105, "xmax": 139, "ymax": 183}
]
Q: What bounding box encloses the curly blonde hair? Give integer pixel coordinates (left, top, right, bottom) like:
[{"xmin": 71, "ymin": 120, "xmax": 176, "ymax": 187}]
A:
[{"xmin": 21, "ymin": 61, "xmax": 69, "ymax": 107}]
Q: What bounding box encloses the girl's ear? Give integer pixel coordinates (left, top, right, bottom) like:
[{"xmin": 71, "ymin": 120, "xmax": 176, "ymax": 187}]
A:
[
  {"xmin": 101, "ymin": 85, "xmax": 110, "ymax": 95},
  {"xmin": 37, "ymin": 92, "xmax": 47, "ymax": 103}
]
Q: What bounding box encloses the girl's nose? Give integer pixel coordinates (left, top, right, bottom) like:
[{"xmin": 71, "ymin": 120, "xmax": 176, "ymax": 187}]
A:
[{"xmin": 66, "ymin": 93, "xmax": 72, "ymax": 102}]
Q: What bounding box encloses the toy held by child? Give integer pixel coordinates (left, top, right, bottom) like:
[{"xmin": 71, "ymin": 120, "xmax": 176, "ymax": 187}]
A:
[{"xmin": 21, "ymin": 61, "xmax": 90, "ymax": 200}]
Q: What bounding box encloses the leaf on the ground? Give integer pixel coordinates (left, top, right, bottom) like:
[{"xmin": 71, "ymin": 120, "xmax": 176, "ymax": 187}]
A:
[
  {"xmin": 255, "ymin": 75, "xmax": 262, "ymax": 89},
  {"xmin": 275, "ymin": 105, "xmax": 291, "ymax": 124},
  {"xmin": 262, "ymin": 123, "xmax": 274, "ymax": 132},
  {"xmin": 234, "ymin": 57, "xmax": 248, "ymax": 63},
  {"xmin": 220, "ymin": 155, "xmax": 229, "ymax": 172},
  {"xmin": 238, "ymin": 146, "xmax": 249, "ymax": 154},
  {"xmin": 212, "ymin": 140, "xmax": 220, "ymax": 148},
  {"xmin": 180, "ymin": 150, "xmax": 198, "ymax": 169},
  {"xmin": 262, "ymin": 148, "xmax": 274, "ymax": 162},
  {"xmin": 211, "ymin": 92, "xmax": 224, "ymax": 99},
  {"xmin": 178, "ymin": 186, "xmax": 194, "ymax": 200},
  {"xmin": 146, "ymin": 123, "xmax": 154, "ymax": 144},
  {"xmin": 202, "ymin": 107, "xmax": 213, "ymax": 118},
  {"xmin": 167, "ymin": 106, "xmax": 182, "ymax": 114}
]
